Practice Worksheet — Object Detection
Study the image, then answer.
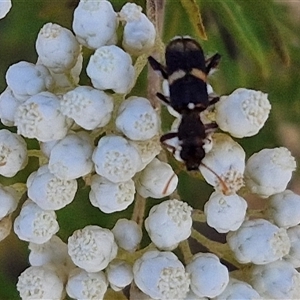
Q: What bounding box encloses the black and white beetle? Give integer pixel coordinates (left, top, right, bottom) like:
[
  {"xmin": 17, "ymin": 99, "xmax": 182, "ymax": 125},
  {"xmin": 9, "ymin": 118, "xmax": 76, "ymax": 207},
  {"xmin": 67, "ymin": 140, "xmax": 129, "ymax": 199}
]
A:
[{"xmin": 148, "ymin": 36, "xmax": 221, "ymax": 171}]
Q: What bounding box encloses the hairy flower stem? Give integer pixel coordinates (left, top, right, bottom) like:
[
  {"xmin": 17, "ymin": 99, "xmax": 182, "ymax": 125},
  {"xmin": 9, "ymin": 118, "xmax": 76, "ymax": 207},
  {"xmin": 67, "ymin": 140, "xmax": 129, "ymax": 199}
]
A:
[
  {"xmin": 131, "ymin": 0, "xmax": 166, "ymax": 228},
  {"xmin": 191, "ymin": 228, "xmax": 242, "ymax": 269}
]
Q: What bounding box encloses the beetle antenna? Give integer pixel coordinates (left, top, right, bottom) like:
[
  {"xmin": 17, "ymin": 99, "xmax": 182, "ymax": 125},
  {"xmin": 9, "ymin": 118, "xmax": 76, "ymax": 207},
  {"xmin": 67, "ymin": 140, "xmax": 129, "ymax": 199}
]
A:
[{"xmin": 200, "ymin": 162, "xmax": 229, "ymax": 195}]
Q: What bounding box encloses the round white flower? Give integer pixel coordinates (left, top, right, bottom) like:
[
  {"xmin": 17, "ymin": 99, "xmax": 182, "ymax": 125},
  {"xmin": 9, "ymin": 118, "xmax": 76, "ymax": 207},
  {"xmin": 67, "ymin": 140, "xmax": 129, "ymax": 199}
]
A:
[
  {"xmin": 284, "ymin": 225, "xmax": 300, "ymax": 268},
  {"xmin": 86, "ymin": 45, "xmax": 135, "ymax": 94},
  {"xmin": 72, "ymin": 0, "xmax": 118, "ymax": 49},
  {"xmin": 227, "ymin": 218, "xmax": 290, "ymax": 264},
  {"xmin": 249, "ymin": 260, "xmax": 300, "ymax": 299},
  {"xmin": 89, "ymin": 175, "xmax": 135, "ymax": 213},
  {"xmin": 17, "ymin": 265, "xmax": 64, "ymax": 300},
  {"xmin": 199, "ymin": 133, "xmax": 245, "ymax": 195},
  {"xmin": 92, "ymin": 135, "xmax": 142, "ymax": 183},
  {"xmin": 48, "ymin": 132, "xmax": 93, "ymax": 180},
  {"xmin": 112, "ymin": 219, "xmax": 142, "ymax": 252},
  {"xmin": 267, "ymin": 189, "xmax": 300, "ymax": 228},
  {"xmin": 120, "ymin": 3, "xmax": 155, "ymax": 55},
  {"xmin": 133, "ymin": 250, "xmax": 190, "ymax": 300},
  {"xmin": 61, "ymin": 86, "xmax": 113, "ymax": 130},
  {"xmin": 14, "ymin": 199, "xmax": 59, "ymax": 244},
  {"xmin": 29, "ymin": 235, "xmax": 71, "ymax": 268},
  {"xmin": 5, "ymin": 61, "xmax": 53, "ymax": 101},
  {"xmin": 66, "ymin": 268, "xmax": 108, "ymax": 300},
  {"xmin": 15, "ymin": 91, "xmax": 69, "ymax": 142},
  {"xmin": 204, "ymin": 191, "xmax": 247, "ymax": 233},
  {"xmin": 68, "ymin": 225, "xmax": 118, "ymax": 272},
  {"xmin": 106, "ymin": 259, "xmax": 133, "ymax": 291},
  {"xmin": 212, "ymin": 278, "xmax": 261, "ymax": 300},
  {"xmin": 215, "ymin": 88, "xmax": 271, "ymax": 138},
  {"xmin": 36, "ymin": 23, "xmax": 80, "ymax": 73},
  {"xmin": 27, "ymin": 165, "xmax": 77, "ymax": 210},
  {"xmin": 0, "ymin": 185, "xmax": 18, "ymax": 219},
  {"xmin": 119, "ymin": 2, "xmax": 142, "ymax": 22},
  {"xmin": 136, "ymin": 158, "xmax": 178, "ymax": 199},
  {"xmin": 0, "ymin": 215, "xmax": 12, "ymax": 242},
  {"xmin": 0, "ymin": 129, "xmax": 28, "ymax": 177},
  {"xmin": 116, "ymin": 96, "xmax": 159, "ymax": 141},
  {"xmin": 145, "ymin": 199, "xmax": 193, "ymax": 250},
  {"xmin": 129, "ymin": 135, "xmax": 161, "ymax": 171},
  {"xmin": 0, "ymin": 87, "xmax": 20, "ymax": 126},
  {"xmin": 186, "ymin": 253, "xmax": 229, "ymax": 298},
  {"xmin": 245, "ymin": 147, "xmax": 296, "ymax": 198},
  {"xmin": 0, "ymin": 0, "xmax": 11, "ymax": 19}
]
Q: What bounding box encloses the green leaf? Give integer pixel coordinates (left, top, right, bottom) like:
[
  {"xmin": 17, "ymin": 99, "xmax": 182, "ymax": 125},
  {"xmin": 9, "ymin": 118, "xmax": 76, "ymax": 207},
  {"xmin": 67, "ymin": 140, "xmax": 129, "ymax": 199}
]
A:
[
  {"xmin": 208, "ymin": 0, "xmax": 269, "ymax": 77},
  {"xmin": 180, "ymin": 0, "xmax": 207, "ymax": 40}
]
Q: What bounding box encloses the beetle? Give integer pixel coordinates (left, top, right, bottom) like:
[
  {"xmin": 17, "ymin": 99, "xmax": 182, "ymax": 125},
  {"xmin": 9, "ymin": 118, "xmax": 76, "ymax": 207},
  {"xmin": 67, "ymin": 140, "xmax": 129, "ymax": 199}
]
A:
[
  {"xmin": 148, "ymin": 36, "xmax": 221, "ymax": 170},
  {"xmin": 149, "ymin": 36, "xmax": 229, "ymax": 193}
]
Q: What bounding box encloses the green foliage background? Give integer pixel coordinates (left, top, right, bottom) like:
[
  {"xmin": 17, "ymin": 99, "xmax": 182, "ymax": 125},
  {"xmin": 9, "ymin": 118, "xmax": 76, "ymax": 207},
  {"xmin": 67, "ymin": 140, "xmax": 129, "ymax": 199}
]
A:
[{"xmin": 0, "ymin": 0, "xmax": 300, "ymax": 298}]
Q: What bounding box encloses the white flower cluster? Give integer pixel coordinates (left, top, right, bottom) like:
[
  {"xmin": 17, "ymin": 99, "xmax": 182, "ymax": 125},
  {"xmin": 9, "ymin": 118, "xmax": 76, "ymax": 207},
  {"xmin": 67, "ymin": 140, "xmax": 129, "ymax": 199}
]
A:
[
  {"xmin": 159, "ymin": 62, "xmax": 299, "ymax": 299},
  {"xmin": 1, "ymin": 1, "xmax": 299, "ymax": 300}
]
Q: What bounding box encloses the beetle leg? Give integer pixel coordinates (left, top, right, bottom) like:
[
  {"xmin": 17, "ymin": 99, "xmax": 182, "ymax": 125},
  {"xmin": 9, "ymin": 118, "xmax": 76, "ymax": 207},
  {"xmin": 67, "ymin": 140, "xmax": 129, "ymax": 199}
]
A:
[
  {"xmin": 148, "ymin": 56, "xmax": 168, "ymax": 79},
  {"xmin": 205, "ymin": 53, "xmax": 221, "ymax": 74}
]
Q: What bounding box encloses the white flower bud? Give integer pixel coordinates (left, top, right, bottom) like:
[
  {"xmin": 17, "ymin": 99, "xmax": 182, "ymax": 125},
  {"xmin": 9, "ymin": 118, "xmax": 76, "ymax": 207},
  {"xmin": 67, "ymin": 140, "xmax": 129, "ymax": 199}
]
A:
[
  {"xmin": 66, "ymin": 268, "xmax": 108, "ymax": 300},
  {"xmin": 0, "ymin": 0, "xmax": 11, "ymax": 19},
  {"xmin": 284, "ymin": 225, "xmax": 300, "ymax": 268},
  {"xmin": 227, "ymin": 218, "xmax": 290, "ymax": 264},
  {"xmin": 249, "ymin": 260, "xmax": 300, "ymax": 299},
  {"xmin": 86, "ymin": 45, "xmax": 135, "ymax": 94},
  {"xmin": 17, "ymin": 265, "xmax": 64, "ymax": 300},
  {"xmin": 133, "ymin": 250, "xmax": 190, "ymax": 300},
  {"xmin": 106, "ymin": 259, "xmax": 133, "ymax": 291},
  {"xmin": 29, "ymin": 235, "xmax": 70, "ymax": 267},
  {"xmin": 14, "ymin": 199, "xmax": 59, "ymax": 244},
  {"xmin": 245, "ymin": 147, "xmax": 296, "ymax": 198},
  {"xmin": 119, "ymin": 2, "xmax": 142, "ymax": 22},
  {"xmin": 89, "ymin": 175, "xmax": 135, "ymax": 213},
  {"xmin": 204, "ymin": 191, "xmax": 247, "ymax": 233},
  {"xmin": 145, "ymin": 199, "xmax": 192, "ymax": 250},
  {"xmin": 212, "ymin": 278, "xmax": 261, "ymax": 300},
  {"xmin": 120, "ymin": 3, "xmax": 155, "ymax": 55},
  {"xmin": 5, "ymin": 61, "xmax": 53, "ymax": 101},
  {"xmin": 15, "ymin": 92, "xmax": 69, "ymax": 142},
  {"xmin": 72, "ymin": 0, "xmax": 118, "ymax": 49},
  {"xmin": 61, "ymin": 86, "xmax": 113, "ymax": 130},
  {"xmin": 0, "ymin": 185, "xmax": 18, "ymax": 219},
  {"xmin": 0, "ymin": 215, "xmax": 12, "ymax": 242},
  {"xmin": 48, "ymin": 132, "xmax": 93, "ymax": 180},
  {"xmin": 0, "ymin": 87, "xmax": 20, "ymax": 126},
  {"xmin": 129, "ymin": 135, "xmax": 161, "ymax": 171},
  {"xmin": 199, "ymin": 133, "xmax": 245, "ymax": 195},
  {"xmin": 92, "ymin": 135, "xmax": 142, "ymax": 183},
  {"xmin": 186, "ymin": 253, "xmax": 229, "ymax": 298},
  {"xmin": 27, "ymin": 165, "xmax": 77, "ymax": 210},
  {"xmin": 215, "ymin": 88, "xmax": 271, "ymax": 138},
  {"xmin": 267, "ymin": 190, "xmax": 300, "ymax": 228},
  {"xmin": 68, "ymin": 225, "xmax": 118, "ymax": 272},
  {"xmin": 116, "ymin": 96, "xmax": 159, "ymax": 141},
  {"xmin": 136, "ymin": 158, "xmax": 178, "ymax": 199},
  {"xmin": 112, "ymin": 219, "xmax": 142, "ymax": 252},
  {"xmin": 36, "ymin": 23, "xmax": 80, "ymax": 73},
  {"xmin": 0, "ymin": 129, "xmax": 28, "ymax": 177}
]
